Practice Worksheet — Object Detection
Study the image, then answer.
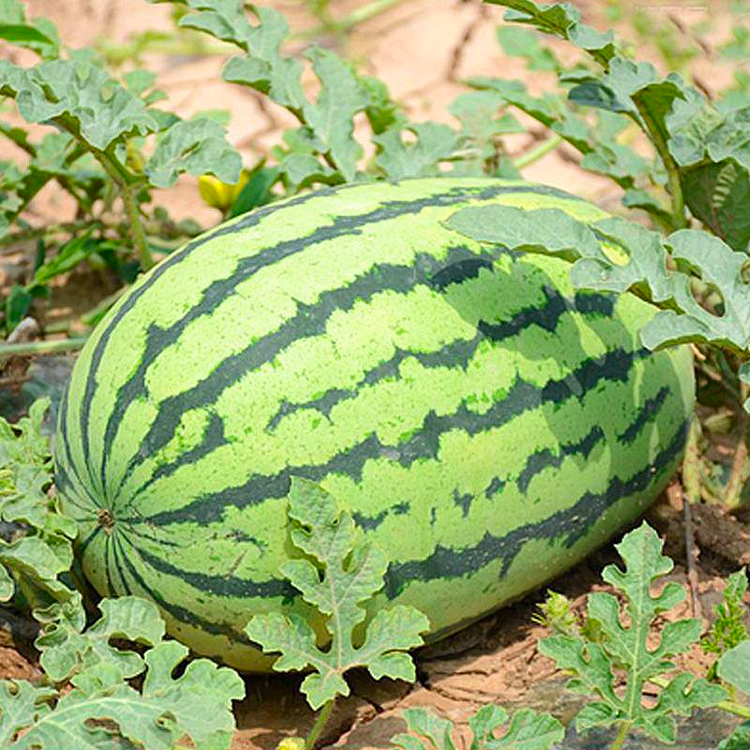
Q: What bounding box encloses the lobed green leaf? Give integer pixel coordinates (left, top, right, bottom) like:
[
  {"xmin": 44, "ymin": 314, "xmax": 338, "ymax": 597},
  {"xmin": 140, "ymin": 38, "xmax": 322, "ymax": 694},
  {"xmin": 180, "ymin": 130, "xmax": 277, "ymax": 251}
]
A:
[
  {"xmin": 391, "ymin": 704, "xmax": 563, "ymax": 750},
  {"xmin": 375, "ymin": 123, "xmax": 459, "ymax": 180},
  {"xmin": 2, "ymin": 595, "xmax": 244, "ymax": 748},
  {"xmin": 35, "ymin": 596, "xmax": 166, "ymax": 683},
  {"xmin": 0, "ymin": 59, "xmax": 158, "ymax": 151},
  {"xmin": 487, "ymin": 0, "xmax": 616, "ymax": 64},
  {"xmin": 0, "ymin": 0, "xmax": 59, "ymax": 57},
  {"xmin": 146, "ymin": 117, "xmax": 241, "ymax": 188},
  {"xmin": 538, "ymin": 524, "xmax": 726, "ymax": 744},
  {"xmin": 717, "ymin": 641, "xmax": 750, "ymax": 694},
  {"xmin": 244, "ymin": 477, "xmax": 429, "ymax": 710},
  {"xmin": 446, "ymin": 203, "xmax": 750, "ymax": 356}
]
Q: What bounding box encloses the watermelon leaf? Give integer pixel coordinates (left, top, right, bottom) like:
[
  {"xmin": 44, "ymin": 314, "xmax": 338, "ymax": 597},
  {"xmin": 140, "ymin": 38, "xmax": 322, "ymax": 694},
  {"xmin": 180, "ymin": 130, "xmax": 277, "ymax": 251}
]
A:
[
  {"xmin": 496, "ymin": 26, "xmax": 560, "ymax": 72},
  {"xmin": 716, "ymin": 720, "xmax": 750, "ymax": 750},
  {"xmin": 390, "ymin": 705, "xmax": 564, "ymax": 750},
  {"xmin": 175, "ymin": 1, "xmax": 367, "ymax": 184},
  {"xmin": 244, "ymin": 477, "xmax": 430, "ymax": 710},
  {"xmin": 444, "ymin": 203, "xmax": 602, "ymax": 262},
  {"xmin": 374, "ymin": 123, "xmax": 460, "ymax": 180},
  {"xmin": 0, "ymin": 23, "xmax": 53, "ymax": 46},
  {"xmin": 487, "ymin": 0, "xmax": 616, "ymax": 66},
  {"xmin": 1, "ymin": 640, "xmax": 244, "ymax": 750},
  {"xmin": 445, "ymin": 205, "xmax": 750, "ymax": 357},
  {"xmin": 701, "ymin": 568, "xmax": 749, "ymax": 663},
  {"xmin": 0, "ymin": 384, "xmax": 245, "ymax": 749},
  {"xmin": 145, "ymin": 117, "xmax": 242, "ymax": 188},
  {"xmin": 34, "ymin": 596, "xmax": 167, "ymax": 683},
  {"xmin": 0, "ymin": 398, "xmax": 78, "ymax": 607},
  {"xmin": 0, "ymin": 59, "xmax": 158, "ymax": 152},
  {"xmin": 717, "ymin": 641, "xmax": 750, "ymax": 695},
  {"xmin": 0, "ymin": 0, "xmax": 59, "ymax": 58},
  {"xmin": 153, "ymin": 0, "xmax": 486, "ymax": 189},
  {"xmin": 539, "ymin": 522, "xmax": 726, "ymax": 745},
  {"xmin": 301, "ymin": 48, "xmax": 367, "ymax": 181}
]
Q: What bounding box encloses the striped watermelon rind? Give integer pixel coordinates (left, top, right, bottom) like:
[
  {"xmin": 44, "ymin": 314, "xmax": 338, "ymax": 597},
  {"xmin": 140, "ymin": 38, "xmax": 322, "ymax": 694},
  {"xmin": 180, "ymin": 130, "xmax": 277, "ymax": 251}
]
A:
[{"xmin": 55, "ymin": 178, "xmax": 694, "ymax": 671}]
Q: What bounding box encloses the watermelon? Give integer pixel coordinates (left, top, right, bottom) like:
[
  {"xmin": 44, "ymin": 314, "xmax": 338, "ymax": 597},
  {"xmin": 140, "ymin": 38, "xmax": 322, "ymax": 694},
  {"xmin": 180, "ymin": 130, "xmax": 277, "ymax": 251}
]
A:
[{"xmin": 55, "ymin": 178, "xmax": 694, "ymax": 671}]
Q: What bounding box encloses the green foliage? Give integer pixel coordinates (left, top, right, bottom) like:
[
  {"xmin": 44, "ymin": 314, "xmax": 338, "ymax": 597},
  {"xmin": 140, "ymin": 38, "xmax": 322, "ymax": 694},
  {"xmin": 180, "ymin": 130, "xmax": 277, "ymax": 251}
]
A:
[
  {"xmin": 151, "ymin": 0, "xmax": 534, "ymax": 192},
  {"xmin": 0, "ymin": 0, "xmax": 59, "ymax": 58},
  {"xmin": 244, "ymin": 477, "xmax": 429, "ymax": 710},
  {"xmin": 718, "ymin": 641, "xmax": 750, "ymax": 695},
  {"xmin": 532, "ymin": 590, "xmax": 578, "ymax": 634},
  {"xmin": 539, "ymin": 523, "xmax": 726, "ymax": 745},
  {"xmin": 0, "ymin": 398, "xmax": 76, "ymax": 607},
  {"xmin": 373, "ymin": 124, "xmax": 459, "ymax": 181},
  {"xmin": 703, "ymin": 569, "xmax": 749, "ymax": 659},
  {"xmin": 2, "ymin": 597, "xmax": 245, "ymax": 749},
  {"xmin": 717, "ymin": 720, "xmax": 750, "ymax": 750},
  {"xmin": 391, "ymin": 705, "xmax": 564, "ymax": 750},
  {"xmin": 485, "ymin": 0, "xmax": 750, "ymax": 249},
  {"xmin": 2, "ymin": 2, "xmax": 750, "ymax": 746},
  {"xmin": 1, "ymin": 0, "xmax": 565, "ymax": 341},
  {"xmin": 496, "ymin": 25, "xmax": 559, "ymax": 71},
  {"xmin": 0, "ymin": 0, "xmax": 240, "ymax": 335},
  {"xmin": 0, "ymin": 51, "xmax": 240, "ymax": 204},
  {"xmin": 154, "ymin": 0, "xmax": 368, "ymax": 189},
  {"xmin": 445, "ymin": 205, "xmax": 750, "ymax": 374}
]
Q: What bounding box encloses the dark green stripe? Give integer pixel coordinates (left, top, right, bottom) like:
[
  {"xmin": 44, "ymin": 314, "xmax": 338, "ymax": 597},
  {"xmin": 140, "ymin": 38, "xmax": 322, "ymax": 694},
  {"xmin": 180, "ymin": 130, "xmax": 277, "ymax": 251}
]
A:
[
  {"xmin": 618, "ymin": 386, "xmax": 670, "ymax": 444},
  {"xmin": 124, "ymin": 526, "xmax": 181, "ymax": 549},
  {"xmin": 429, "ymin": 257, "xmax": 493, "ymax": 289},
  {"xmin": 77, "ymin": 526, "xmax": 102, "ymax": 558},
  {"xmin": 517, "ymin": 425, "xmax": 605, "ymax": 494},
  {"xmin": 86, "ymin": 182, "xmax": 585, "ymax": 499},
  {"xmin": 114, "ymin": 244, "xmax": 501, "ymax": 501},
  {"xmin": 383, "ymin": 418, "xmax": 689, "ymax": 598},
  {"xmin": 55, "ymin": 384, "xmax": 102, "ymax": 510},
  {"xmin": 53, "ymin": 464, "xmax": 97, "ymax": 516},
  {"xmin": 134, "ymin": 545, "xmax": 295, "ymax": 599},
  {"xmin": 341, "ymin": 372, "xmax": 673, "ymax": 529},
  {"xmin": 103, "ymin": 535, "xmax": 114, "ymax": 598},
  {"xmin": 353, "ymin": 502, "xmax": 410, "ymax": 531},
  {"xmin": 267, "ymin": 287, "xmax": 614, "ymax": 433},
  {"xmin": 132, "ymin": 346, "xmax": 648, "ymax": 527},
  {"xmin": 77, "ymin": 186, "xmax": 332, "ymax": 497},
  {"xmin": 126, "ymin": 284, "xmax": 616, "ymax": 505},
  {"xmin": 126, "ymin": 411, "xmax": 228, "ymax": 502},
  {"xmin": 111, "ymin": 534, "xmax": 133, "ymax": 596},
  {"xmin": 267, "ymin": 335, "xmax": 484, "ymax": 432},
  {"xmin": 116, "ymin": 532, "xmax": 254, "ymax": 645},
  {"xmin": 453, "ymin": 490, "xmax": 474, "ymax": 517},
  {"xmin": 478, "ymin": 287, "xmax": 614, "ymax": 340}
]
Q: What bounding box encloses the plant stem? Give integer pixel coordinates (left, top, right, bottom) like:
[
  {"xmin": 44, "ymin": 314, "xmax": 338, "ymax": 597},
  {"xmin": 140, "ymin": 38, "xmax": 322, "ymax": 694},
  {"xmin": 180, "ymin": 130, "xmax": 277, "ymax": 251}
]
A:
[
  {"xmin": 294, "ymin": 0, "xmax": 406, "ymax": 39},
  {"xmin": 0, "ymin": 337, "xmax": 88, "ymax": 358},
  {"xmin": 513, "ymin": 134, "xmax": 564, "ymax": 170},
  {"xmin": 635, "ymin": 105, "xmax": 686, "ymax": 230},
  {"xmin": 48, "ymin": 117, "xmax": 155, "ymax": 270},
  {"xmin": 336, "ymin": 0, "xmax": 406, "ymax": 32},
  {"xmin": 96, "ymin": 148, "xmax": 154, "ymax": 270},
  {"xmin": 609, "ymin": 720, "xmax": 632, "ymax": 750},
  {"xmin": 305, "ymin": 699, "xmax": 335, "ymax": 749}
]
